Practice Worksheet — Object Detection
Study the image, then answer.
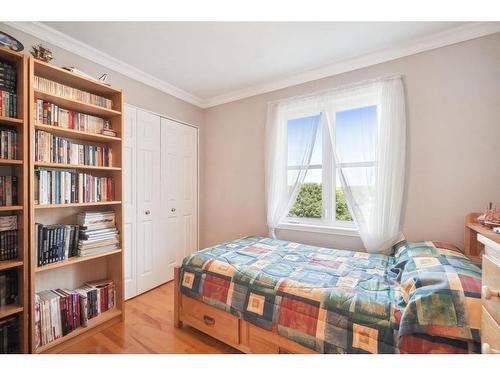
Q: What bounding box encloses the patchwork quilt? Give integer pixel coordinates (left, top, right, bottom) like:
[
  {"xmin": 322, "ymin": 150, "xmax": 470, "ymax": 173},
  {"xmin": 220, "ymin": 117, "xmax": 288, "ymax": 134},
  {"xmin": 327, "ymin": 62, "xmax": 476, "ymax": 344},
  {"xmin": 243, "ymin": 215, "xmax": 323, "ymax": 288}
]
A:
[{"xmin": 179, "ymin": 236, "xmax": 481, "ymax": 354}]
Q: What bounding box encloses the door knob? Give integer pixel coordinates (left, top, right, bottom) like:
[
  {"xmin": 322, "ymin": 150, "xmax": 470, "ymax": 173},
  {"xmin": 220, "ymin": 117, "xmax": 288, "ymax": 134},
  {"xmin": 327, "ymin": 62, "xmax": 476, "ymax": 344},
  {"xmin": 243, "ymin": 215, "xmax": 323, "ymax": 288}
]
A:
[
  {"xmin": 145, "ymin": 210, "xmax": 151, "ymax": 215},
  {"xmin": 171, "ymin": 208, "xmax": 176, "ymax": 213}
]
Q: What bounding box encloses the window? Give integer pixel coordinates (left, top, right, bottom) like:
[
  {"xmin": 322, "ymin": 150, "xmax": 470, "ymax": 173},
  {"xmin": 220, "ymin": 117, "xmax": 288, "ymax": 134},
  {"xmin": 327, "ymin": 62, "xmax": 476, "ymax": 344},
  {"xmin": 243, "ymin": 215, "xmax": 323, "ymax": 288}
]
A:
[{"xmin": 283, "ymin": 102, "xmax": 378, "ymax": 233}]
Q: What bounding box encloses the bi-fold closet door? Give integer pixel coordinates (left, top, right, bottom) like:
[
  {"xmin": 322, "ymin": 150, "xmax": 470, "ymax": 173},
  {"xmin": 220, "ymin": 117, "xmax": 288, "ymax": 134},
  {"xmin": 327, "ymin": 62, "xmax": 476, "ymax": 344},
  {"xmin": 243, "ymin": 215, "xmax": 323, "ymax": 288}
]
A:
[{"xmin": 124, "ymin": 105, "xmax": 198, "ymax": 300}]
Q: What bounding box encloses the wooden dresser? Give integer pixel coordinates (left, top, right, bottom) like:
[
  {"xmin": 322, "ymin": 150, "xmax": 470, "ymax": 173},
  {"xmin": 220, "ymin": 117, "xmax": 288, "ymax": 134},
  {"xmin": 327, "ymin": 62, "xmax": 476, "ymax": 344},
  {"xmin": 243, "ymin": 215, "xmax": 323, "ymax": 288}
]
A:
[{"xmin": 479, "ymin": 234, "xmax": 500, "ymax": 354}]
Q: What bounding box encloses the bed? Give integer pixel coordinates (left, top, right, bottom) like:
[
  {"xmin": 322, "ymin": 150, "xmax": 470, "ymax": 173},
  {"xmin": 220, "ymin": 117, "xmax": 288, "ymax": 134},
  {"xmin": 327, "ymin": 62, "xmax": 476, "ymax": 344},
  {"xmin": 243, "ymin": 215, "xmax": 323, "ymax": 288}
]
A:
[{"xmin": 174, "ymin": 236, "xmax": 481, "ymax": 354}]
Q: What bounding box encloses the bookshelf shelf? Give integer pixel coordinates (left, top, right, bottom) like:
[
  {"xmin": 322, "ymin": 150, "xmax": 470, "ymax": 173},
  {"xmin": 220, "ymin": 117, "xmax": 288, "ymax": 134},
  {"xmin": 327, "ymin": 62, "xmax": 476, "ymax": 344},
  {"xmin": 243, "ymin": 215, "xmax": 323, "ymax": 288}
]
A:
[
  {"xmin": 0, "ymin": 115, "xmax": 23, "ymax": 125},
  {"xmin": 35, "ymin": 123, "xmax": 122, "ymax": 143},
  {"xmin": 34, "ymin": 201, "xmax": 122, "ymax": 209},
  {"xmin": 0, "ymin": 205, "xmax": 24, "ymax": 211},
  {"xmin": 0, "ymin": 304, "xmax": 24, "ymax": 320},
  {"xmin": 34, "ymin": 90, "xmax": 121, "ymax": 118},
  {"xmin": 35, "ymin": 308, "xmax": 122, "ymax": 354},
  {"xmin": 0, "ymin": 260, "xmax": 23, "ymax": 271},
  {"xmin": 29, "ymin": 57, "xmax": 124, "ymax": 354},
  {"xmin": 0, "ymin": 158, "xmax": 23, "ymax": 165},
  {"xmin": 34, "ymin": 162, "xmax": 121, "ymax": 171},
  {"xmin": 0, "ymin": 46, "xmax": 28, "ymax": 353},
  {"xmin": 35, "ymin": 248, "xmax": 122, "ymax": 273}
]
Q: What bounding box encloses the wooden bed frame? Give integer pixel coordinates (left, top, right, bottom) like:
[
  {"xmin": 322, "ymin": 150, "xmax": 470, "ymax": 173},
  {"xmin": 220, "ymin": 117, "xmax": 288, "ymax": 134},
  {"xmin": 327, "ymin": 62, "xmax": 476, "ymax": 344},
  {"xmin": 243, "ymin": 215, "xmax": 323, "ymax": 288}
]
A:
[{"xmin": 173, "ymin": 266, "xmax": 316, "ymax": 354}]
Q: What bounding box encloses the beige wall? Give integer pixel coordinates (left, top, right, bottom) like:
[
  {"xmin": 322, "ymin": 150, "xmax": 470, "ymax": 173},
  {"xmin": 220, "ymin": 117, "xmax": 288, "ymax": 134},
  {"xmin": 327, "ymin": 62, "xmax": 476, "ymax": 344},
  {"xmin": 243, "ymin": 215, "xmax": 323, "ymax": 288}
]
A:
[{"xmin": 202, "ymin": 33, "xmax": 500, "ymax": 251}]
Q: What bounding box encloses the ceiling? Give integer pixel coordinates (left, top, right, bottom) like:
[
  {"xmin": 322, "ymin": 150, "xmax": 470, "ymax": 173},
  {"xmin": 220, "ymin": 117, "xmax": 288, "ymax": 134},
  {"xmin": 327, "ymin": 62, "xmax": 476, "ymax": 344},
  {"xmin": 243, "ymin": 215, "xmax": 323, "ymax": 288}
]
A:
[{"xmin": 10, "ymin": 22, "xmax": 500, "ymax": 107}]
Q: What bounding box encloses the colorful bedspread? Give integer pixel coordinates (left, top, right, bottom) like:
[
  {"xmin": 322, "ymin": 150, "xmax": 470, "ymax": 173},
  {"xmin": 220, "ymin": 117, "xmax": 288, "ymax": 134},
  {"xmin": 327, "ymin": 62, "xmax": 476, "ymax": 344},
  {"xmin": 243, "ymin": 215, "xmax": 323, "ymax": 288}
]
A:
[{"xmin": 179, "ymin": 236, "xmax": 481, "ymax": 353}]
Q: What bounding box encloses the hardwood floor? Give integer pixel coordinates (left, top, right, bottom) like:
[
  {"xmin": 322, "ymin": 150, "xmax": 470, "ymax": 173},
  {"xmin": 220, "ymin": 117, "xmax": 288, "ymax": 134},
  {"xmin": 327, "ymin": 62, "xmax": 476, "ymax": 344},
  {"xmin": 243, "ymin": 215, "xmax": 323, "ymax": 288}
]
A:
[{"xmin": 59, "ymin": 281, "xmax": 240, "ymax": 354}]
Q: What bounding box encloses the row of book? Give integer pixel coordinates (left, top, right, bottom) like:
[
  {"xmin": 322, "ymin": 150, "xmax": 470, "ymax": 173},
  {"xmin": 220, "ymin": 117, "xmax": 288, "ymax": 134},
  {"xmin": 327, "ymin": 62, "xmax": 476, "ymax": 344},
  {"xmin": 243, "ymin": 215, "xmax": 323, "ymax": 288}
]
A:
[
  {"xmin": 78, "ymin": 211, "xmax": 119, "ymax": 257},
  {"xmin": 0, "ymin": 61, "xmax": 16, "ymax": 92},
  {"xmin": 0, "ymin": 269, "xmax": 17, "ymax": 307},
  {"xmin": 0, "ymin": 91, "xmax": 17, "ymax": 118},
  {"xmin": 0, "ymin": 61, "xmax": 17, "ymax": 118},
  {"xmin": 35, "ymin": 130, "xmax": 113, "ymax": 167},
  {"xmin": 0, "ymin": 216, "xmax": 18, "ymax": 261},
  {"xmin": 34, "ymin": 99, "xmax": 113, "ymax": 135},
  {"xmin": 0, "ymin": 316, "xmax": 18, "ymax": 354},
  {"xmin": 35, "ymin": 224, "xmax": 79, "ymax": 266},
  {"xmin": 35, "ymin": 169, "xmax": 114, "ymax": 205},
  {"xmin": 34, "ymin": 76, "xmax": 113, "ymax": 109},
  {"xmin": 0, "ymin": 175, "xmax": 18, "ymax": 206},
  {"xmin": 0, "ymin": 230, "xmax": 18, "ymax": 262},
  {"xmin": 34, "ymin": 279, "xmax": 116, "ymax": 349},
  {"xmin": 0, "ymin": 128, "xmax": 18, "ymax": 160}
]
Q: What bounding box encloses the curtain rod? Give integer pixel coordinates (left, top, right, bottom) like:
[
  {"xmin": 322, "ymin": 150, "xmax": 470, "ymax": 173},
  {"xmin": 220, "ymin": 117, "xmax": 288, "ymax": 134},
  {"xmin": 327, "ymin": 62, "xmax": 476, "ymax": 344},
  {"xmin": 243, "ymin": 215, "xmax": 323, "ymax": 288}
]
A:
[{"xmin": 267, "ymin": 74, "xmax": 403, "ymax": 106}]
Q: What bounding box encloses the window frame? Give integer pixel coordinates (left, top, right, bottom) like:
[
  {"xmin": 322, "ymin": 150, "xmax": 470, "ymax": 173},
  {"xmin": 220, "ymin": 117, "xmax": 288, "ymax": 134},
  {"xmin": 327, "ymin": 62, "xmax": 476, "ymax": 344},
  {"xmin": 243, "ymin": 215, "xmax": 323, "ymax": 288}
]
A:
[{"xmin": 281, "ymin": 92, "xmax": 379, "ymax": 236}]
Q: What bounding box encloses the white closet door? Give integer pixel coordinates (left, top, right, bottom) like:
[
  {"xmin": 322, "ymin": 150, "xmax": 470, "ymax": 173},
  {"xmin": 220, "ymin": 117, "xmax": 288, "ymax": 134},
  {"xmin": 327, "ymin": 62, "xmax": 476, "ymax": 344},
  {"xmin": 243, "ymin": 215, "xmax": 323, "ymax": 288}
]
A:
[
  {"xmin": 124, "ymin": 105, "xmax": 138, "ymax": 300},
  {"xmin": 136, "ymin": 109, "xmax": 162, "ymax": 294},
  {"xmin": 163, "ymin": 118, "xmax": 198, "ymax": 270}
]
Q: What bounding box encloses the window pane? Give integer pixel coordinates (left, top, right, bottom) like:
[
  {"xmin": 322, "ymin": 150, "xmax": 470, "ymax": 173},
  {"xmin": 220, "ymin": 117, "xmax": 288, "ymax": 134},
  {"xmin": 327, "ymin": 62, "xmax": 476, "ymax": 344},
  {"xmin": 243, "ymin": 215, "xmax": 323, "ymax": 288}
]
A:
[
  {"xmin": 336, "ymin": 167, "xmax": 375, "ymax": 221},
  {"xmin": 335, "ymin": 105, "xmax": 377, "ymax": 164},
  {"xmin": 288, "ymin": 114, "xmax": 322, "ymax": 167},
  {"xmin": 288, "ymin": 169, "xmax": 322, "ymax": 218},
  {"xmin": 335, "ymin": 185, "xmax": 352, "ymax": 222}
]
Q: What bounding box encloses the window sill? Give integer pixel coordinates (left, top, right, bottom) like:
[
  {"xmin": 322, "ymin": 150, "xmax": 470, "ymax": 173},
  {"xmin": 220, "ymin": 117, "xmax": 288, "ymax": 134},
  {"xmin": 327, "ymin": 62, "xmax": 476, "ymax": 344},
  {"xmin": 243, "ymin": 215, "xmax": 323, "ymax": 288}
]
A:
[{"xmin": 277, "ymin": 222, "xmax": 360, "ymax": 237}]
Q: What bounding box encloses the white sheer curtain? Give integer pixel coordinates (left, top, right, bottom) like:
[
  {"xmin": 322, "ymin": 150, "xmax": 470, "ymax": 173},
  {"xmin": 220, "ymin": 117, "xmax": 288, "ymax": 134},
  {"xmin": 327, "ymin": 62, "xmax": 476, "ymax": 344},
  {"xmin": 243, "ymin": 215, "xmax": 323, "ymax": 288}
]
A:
[
  {"xmin": 265, "ymin": 99, "xmax": 320, "ymax": 238},
  {"xmin": 325, "ymin": 76, "xmax": 406, "ymax": 254}
]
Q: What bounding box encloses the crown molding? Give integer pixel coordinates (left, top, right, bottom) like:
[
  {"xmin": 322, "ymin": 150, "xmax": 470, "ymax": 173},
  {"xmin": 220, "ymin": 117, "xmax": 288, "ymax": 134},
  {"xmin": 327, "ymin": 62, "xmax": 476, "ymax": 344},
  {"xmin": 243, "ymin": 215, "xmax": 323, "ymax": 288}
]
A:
[
  {"xmin": 4, "ymin": 21, "xmax": 206, "ymax": 108},
  {"xmin": 203, "ymin": 22, "xmax": 500, "ymax": 108},
  {"xmin": 5, "ymin": 22, "xmax": 500, "ymax": 109}
]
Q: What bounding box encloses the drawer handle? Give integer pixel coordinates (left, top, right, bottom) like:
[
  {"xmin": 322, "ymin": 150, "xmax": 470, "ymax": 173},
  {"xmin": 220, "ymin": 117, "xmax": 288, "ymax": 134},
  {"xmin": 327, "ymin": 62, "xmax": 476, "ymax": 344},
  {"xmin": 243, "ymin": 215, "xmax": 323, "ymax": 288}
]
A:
[
  {"xmin": 203, "ymin": 315, "xmax": 215, "ymax": 326},
  {"xmin": 482, "ymin": 342, "xmax": 500, "ymax": 354},
  {"xmin": 482, "ymin": 285, "xmax": 500, "ymax": 300}
]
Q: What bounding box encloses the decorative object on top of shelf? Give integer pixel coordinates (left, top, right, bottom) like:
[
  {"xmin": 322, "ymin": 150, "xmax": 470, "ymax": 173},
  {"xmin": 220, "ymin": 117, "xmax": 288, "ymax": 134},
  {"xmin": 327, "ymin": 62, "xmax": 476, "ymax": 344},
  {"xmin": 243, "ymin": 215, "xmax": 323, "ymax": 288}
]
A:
[
  {"xmin": 30, "ymin": 44, "xmax": 54, "ymax": 63},
  {"xmin": 0, "ymin": 31, "xmax": 23, "ymax": 52},
  {"xmin": 98, "ymin": 73, "xmax": 110, "ymax": 86},
  {"xmin": 477, "ymin": 203, "xmax": 500, "ymax": 228},
  {"xmin": 62, "ymin": 66, "xmax": 93, "ymax": 80}
]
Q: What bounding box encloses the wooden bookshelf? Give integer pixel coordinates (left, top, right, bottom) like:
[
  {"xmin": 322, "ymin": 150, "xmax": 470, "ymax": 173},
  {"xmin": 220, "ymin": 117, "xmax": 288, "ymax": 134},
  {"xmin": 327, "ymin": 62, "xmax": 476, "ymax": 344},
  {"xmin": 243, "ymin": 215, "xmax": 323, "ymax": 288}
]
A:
[
  {"xmin": 29, "ymin": 58, "xmax": 124, "ymax": 353},
  {"xmin": 0, "ymin": 47, "xmax": 29, "ymax": 354}
]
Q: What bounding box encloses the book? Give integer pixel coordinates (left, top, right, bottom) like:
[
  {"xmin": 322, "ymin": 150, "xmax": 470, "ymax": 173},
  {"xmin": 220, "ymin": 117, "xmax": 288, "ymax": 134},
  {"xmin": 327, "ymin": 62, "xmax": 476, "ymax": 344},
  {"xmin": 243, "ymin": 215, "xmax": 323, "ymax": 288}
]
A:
[
  {"xmin": 35, "ymin": 224, "xmax": 79, "ymax": 266},
  {"xmin": 0, "ymin": 61, "xmax": 17, "ymax": 118},
  {"xmin": 78, "ymin": 211, "xmax": 119, "ymax": 256},
  {"xmin": 0, "ymin": 316, "xmax": 19, "ymax": 353},
  {"xmin": 34, "ymin": 76, "xmax": 113, "ymax": 109},
  {"xmin": 35, "ymin": 168, "xmax": 114, "ymax": 205},
  {"xmin": 0, "ymin": 215, "xmax": 17, "ymax": 231},
  {"xmin": 34, "ymin": 99, "xmax": 112, "ymax": 135},
  {"xmin": 0, "ymin": 175, "xmax": 18, "ymax": 206},
  {"xmin": 35, "ymin": 130, "xmax": 113, "ymax": 167},
  {"xmin": 0, "ymin": 128, "xmax": 18, "ymax": 160},
  {"xmin": 34, "ymin": 280, "xmax": 115, "ymax": 349},
  {"xmin": 0, "ymin": 269, "xmax": 18, "ymax": 307},
  {"xmin": 0, "ymin": 229, "xmax": 18, "ymax": 261}
]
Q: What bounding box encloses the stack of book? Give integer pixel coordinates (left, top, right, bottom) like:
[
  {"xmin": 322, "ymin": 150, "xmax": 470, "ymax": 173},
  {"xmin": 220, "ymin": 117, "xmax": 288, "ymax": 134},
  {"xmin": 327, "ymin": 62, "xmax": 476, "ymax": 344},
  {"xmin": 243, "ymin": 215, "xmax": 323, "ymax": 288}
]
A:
[
  {"xmin": 35, "ymin": 130, "xmax": 113, "ymax": 167},
  {"xmin": 0, "ymin": 176, "xmax": 18, "ymax": 206},
  {"xmin": 34, "ymin": 280, "xmax": 115, "ymax": 349},
  {"xmin": 0, "ymin": 128, "xmax": 18, "ymax": 160},
  {"xmin": 0, "ymin": 61, "xmax": 17, "ymax": 118},
  {"xmin": 34, "ymin": 224, "xmax": 79, "ymax": 266},
  {"xmin": 101, "ymin": 128, "xmax": 116, "ymax": 137},
  {"xmin": 34, "ymin": 76, "xmax": 113, "ymax": 109},
  {"xmin": 77, "ymin": 211, "xmax": 119, "ymax": 256},
  {"xmin": 0, "ymin": 215, "xmax": 18, "ymax": 261},
  {"xmin": 35, "ymin": 99, "xmax": 111, "ymax": 134},
  {"xmin": 35, "ymin": 168, "xmax": 114, "ymax": 205},
  {"xmin": 0, "ymin": 269, "xmax": 17, "ymax": 307},
  {"xmin": 0, "ymin": 316, "xmax": 18, "ymax": 354}
]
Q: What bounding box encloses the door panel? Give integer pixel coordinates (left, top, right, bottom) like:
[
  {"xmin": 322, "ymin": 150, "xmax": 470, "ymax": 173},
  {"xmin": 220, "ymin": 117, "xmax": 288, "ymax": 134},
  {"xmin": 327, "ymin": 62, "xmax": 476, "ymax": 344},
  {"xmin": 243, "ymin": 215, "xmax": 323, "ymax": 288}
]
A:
[
  {"xmin": 124, "ymin": 105, "xmax": 137, "ymax": 300},
  {"xmin": 163, "ymin": 118, "xmax": 198, "ymax": 273},
  {"xmin": 137, "ymin": 109, "xmax": 161, "ymax": 294}
]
